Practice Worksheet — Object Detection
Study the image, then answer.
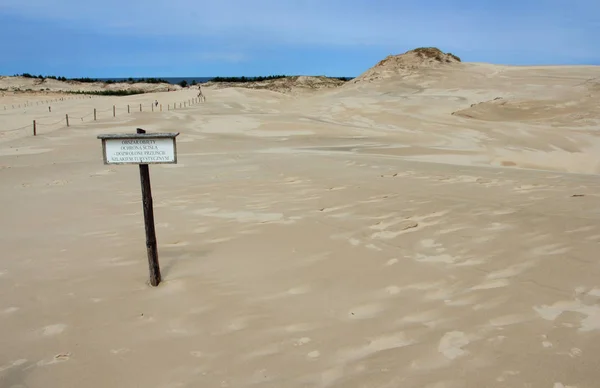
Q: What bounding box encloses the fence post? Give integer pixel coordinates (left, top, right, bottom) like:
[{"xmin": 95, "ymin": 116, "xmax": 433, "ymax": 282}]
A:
[
  {"xmin": 160, "ymin": 104, "xmax": 162, "ymax": 112},
  {"xmin": 152, "ymin": 103, "xmax": 154, "ymax": 112},
  {"xmin": 33, "ymin": 120, "xmax": 36, "ymax": 136},
  {"xmin": 140, "ymin": 104, "xmax": 142, "ymax": 112},
  {"xmin": 66, "ymin": 114, "xmax": 69, "ymax": 127},
  {"xmin": 94, "ymin": 108, "xmax": 97, "ymax": 121},
  {"xmin": 113, "ymin": 105, "xmax": 116, "ymax": 117},
  {"xmin": 128, "ymin": 104, "xmax": 130, "ymax": 114}
]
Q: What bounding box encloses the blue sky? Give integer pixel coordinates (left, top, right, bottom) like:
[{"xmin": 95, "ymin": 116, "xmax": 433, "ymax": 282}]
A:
[{"xmin": 1, "ymin": 0, "xmax": 599, "ymax": 77}]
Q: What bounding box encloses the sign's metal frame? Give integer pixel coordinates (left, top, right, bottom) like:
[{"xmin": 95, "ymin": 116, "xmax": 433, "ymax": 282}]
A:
[{"xmin": 97, "ymin": 132, "xmax": 180, "ymax": 165}]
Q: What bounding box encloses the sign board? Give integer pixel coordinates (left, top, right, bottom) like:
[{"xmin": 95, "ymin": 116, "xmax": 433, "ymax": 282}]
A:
[{"xmin": 97, "ymin": 132, "xmax": 179, "ymax": 165}]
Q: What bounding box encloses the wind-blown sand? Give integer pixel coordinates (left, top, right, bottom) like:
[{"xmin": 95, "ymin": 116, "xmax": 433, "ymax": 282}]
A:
[{"xmin": 1, "ymin": 51, "xmax": 600, "ymax": 387}]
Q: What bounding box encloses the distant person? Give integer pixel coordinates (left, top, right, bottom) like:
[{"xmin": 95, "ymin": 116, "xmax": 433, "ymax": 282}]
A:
[{"xmin": 197, "ymin": 85, "xmax": 206, "ymax": 102}]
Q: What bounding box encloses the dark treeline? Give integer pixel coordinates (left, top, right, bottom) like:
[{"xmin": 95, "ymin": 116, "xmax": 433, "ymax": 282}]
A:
[
  {"xmin": 210, "ymin": 75, "xmax": 287, "ymax": 83},
  {"xmin": 15, "ymin": 73, "xmax": 168, "ymax": 84},
  {"xmin": 209, "ymin": 75, "xmax": 353, "ymax": 83},
  {"xmin": 66, "ymin": 90, "xmax": 146, "ymax": 96}
]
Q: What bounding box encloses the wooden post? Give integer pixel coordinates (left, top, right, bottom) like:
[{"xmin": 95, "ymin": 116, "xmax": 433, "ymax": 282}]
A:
[
  {"xmin": 94, "ymin": 108, "xmax": 97, "ymax": 121},
  {"xmin": 66, "ymin": 114, "xmax": 69, "ymax": 127},
  {"xmin": 33, "ymin": 120, "xmax": 36, "ymax": 136},
  {"xmin": 140, "ymin": 104, "xmax": 142, "ymax": 112},
  {"xmin": 152, "ymin": 103, "xmax": 154, "ymax": 112},
  {"xmin": 113, "ymin": 105, "xmax": 116, "ymax": 117},
  {"xmin": 160, "ymin": 104, "xmax": 162, "ymax": 112},
  {"xmin": 49, "ymin": 106, "xmax": 51, "ymax": 112},
  {"xmin": 136, "ymin": 128, "xmax": 161, "ymax": 287},
  {"xmin": 128, "ymin": 105, "xmax": 130, "ymax": 114}
]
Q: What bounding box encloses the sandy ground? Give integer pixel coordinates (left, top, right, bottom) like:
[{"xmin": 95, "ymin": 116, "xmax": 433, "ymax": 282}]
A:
[{"xmin": 1, "ymin": 63, "xmax": 600, "ymax": 388}]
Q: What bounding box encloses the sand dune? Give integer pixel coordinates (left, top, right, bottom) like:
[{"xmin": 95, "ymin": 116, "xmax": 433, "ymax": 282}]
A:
[
  {"xmin": 0, "ymin": 76, "xmax": 180, "ymax": 93},
  {"xmin": 1, "ymin": 51, "xmax": 600, "ymax": 388}
]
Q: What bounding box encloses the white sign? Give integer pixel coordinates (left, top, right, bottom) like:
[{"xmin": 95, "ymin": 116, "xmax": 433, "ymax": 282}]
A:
[{"xmin": 98, "ymin": 132, "xmax": 179, "ymax": 165}]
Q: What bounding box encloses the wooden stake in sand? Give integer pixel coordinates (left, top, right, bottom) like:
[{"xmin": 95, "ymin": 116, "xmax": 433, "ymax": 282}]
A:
[
  {"xmin": 33, "ymin": 120, "xmax": 36, "ymax": 136},
  {"xmin": 96, "ymin": 129, "xmax": 180, "ymax": 287}
]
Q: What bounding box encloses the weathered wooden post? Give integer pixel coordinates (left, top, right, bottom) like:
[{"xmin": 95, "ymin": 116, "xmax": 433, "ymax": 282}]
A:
[
  {"xmin": 113, "ymin": 105, "xmax": 116, "ymax": 117},
  {"xmin": 66, "ymin": 114, "xmax": 69, "ymax": 127},
  {"xmin": 160, "ymin": 104, "xmax": 162, "ymax": 112},
  {"xmin": 140, "ymin": 104, "xmax": 142, "ymax": 112},
  {"xmin": 94, "ymin": 108, "xmax": 97, "ymax": 121},
  {"xmin": 152, "ymin": 103, "xmax": 154, "ymax": 112},
  {"xmin": 128, "ymin": 105, "xmax": 130, "ymax": 114},
  {"xmin": 33, "ymin": 120, "xmax": 36, "ymax": 136},
  {"xmin": 97, "ymin": 129, "xmax": 179, "ymax": 287}
]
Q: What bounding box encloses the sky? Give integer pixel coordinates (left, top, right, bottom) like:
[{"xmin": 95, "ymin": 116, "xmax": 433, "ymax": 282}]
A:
[{"xmin": 0, "ymin": 0, "xmax": 599, "ymax": 77}]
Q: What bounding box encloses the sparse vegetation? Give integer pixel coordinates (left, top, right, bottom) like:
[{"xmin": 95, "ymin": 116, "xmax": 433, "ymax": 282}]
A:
[
  {"xmin": 179, "ymin": 80, "xmax": 188, "ymax": 88},
  {"xmin": 412, "ymin": 47, "xmax": 461, "ymax": 62}
]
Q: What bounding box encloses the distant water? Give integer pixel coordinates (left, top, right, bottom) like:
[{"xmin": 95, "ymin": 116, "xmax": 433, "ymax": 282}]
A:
[{"xmin": 98, "ymin": 77, "xmax": 213, "ymax": 84}]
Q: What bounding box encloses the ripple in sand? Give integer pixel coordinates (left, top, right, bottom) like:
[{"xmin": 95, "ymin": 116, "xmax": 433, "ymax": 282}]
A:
[
  {"xmin": 41, "ymin": 324, "xmax": 67, "ymax": 336},
  {"xmin": 471, "ymin": 279, "xmax": 510, "ymax": 290},
  {"xmin": 348, "ymin": 303, "xmax": 386, "ymax": 320},
  {"xmin": 0, "ymin": 359, "xmax": 27, "ymax": 373},
  {"xmin": 336, "ymin": 332, "xmax": 415, "ymax": 364},
  {"xmin": 0, "ymin": 147, "xmax": 52, "ymax": 156}
]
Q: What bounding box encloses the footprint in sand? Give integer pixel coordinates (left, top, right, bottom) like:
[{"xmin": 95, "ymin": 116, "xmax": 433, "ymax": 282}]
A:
[
  {"xmin": 438, "ymin": 331, "xmax": 471, "ymax": 360},
  {"xmin": 47, "ymin": 180, "xmax": 69, "ymax": 186},
  {"xmin": 307, "ymin": 350, "xmax": 321, "ymax": 359},
  {"xmin": 293, "ymin": 337, "xmax": 312, "ymax": 346},
  {"xmin": 36, "ymin": 353, "xmax": 71, "ymax": 366},
  {"xmin": 370, "ymin": 219, "xmax": 419, "ymax": 239},
  {"xmin": 54, "ymin": 353, "xmax": 71, "ymax": 361}
]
